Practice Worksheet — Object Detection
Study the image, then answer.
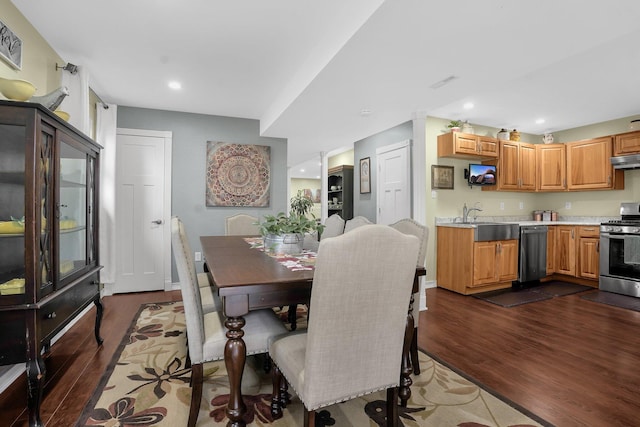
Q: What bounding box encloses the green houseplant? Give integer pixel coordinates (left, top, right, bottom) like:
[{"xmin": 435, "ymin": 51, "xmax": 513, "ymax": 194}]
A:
[
  {"xmin": 447, "ymin": 119, "xmax": 462, "ymax": 132},
  {"xmin": 259, "ymin": 212, "xmax": 324, "ymax": 255}
]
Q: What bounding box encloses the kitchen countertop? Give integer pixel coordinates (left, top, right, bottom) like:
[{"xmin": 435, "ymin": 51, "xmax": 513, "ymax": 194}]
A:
[{"xmin": 435, "ymin": 216, "xmax": 615, "ymax": 228}]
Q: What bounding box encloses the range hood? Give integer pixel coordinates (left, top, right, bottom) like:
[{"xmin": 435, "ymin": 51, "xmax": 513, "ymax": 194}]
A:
[{"xmin": 611, "ymin": 154, "xmax": 640, "ymax": 169}]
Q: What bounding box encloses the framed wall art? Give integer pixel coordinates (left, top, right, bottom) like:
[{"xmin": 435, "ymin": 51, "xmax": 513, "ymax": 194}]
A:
[
  {"xmin": 431, "ymin": 165, "xmax": 454, "ymax": 190},
  {"xmin": 359, "ymin": 157, "xmax": 371, "ymax": 194},
  {"xmin": 205, "ymin": 142, "xmax": 270, "ymax": 207},
  {"xmin": 0, "ymin": 19, "xmax": 23, "ymax": 70}
]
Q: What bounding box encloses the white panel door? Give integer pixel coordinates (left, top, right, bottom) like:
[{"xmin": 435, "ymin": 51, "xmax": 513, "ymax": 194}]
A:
[
  {"xmin": 114, "ymin": 132, "xmax": 166, "ymax": 293},
  {"xmin": 376, "ymin": 141, "xmax": 411, "ymax": 225}
]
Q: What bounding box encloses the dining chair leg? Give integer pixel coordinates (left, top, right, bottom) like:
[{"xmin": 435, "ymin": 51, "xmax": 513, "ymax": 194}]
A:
[
  {"xmin": 287, "ymin": 304, "xmax": 298, "ymax": 330},
  {"xmin": 304, "ymin": 408, "xmax": 316, "ymax": 427},
  {"xmin": 387, "ymin": 387, "xmax": 399, "ymax": 427},
  {"xmin": 188, "ymin": 363, "xmax": 203, "ymax": 427},
  {"xmin": 410, "ymin": 331, "xmax": 420, "ymax": 375},
  {"xmin": 271, "ymin": 364, "xmax": 283, "ymax": 419}
]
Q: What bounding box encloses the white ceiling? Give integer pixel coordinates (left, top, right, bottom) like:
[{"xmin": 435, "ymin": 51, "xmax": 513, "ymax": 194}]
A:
[{"xmin": 13, "ymin": 1, "xmax": 640, "ymax": 179}]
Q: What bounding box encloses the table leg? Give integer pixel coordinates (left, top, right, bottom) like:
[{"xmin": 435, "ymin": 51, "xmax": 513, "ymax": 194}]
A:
[
  {"xmin": 224, "ymin": 315, "xmax": 247, "ymax": 427},
  {"xmin": 399, "ymin": 292, "xmax": 415, "ymax": 407}
]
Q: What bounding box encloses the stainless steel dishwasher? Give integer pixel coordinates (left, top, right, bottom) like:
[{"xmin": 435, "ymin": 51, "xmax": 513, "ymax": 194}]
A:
[{"xmin": 516, "ymin": 225, "xmax": 548, "ymax": 285}]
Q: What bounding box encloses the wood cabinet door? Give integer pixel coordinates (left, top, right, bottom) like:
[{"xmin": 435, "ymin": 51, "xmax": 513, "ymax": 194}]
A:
[
  {"xmin": 546, "ymin": 226, "xmax": 555, "ymax": 275},
  {"xmin": 567, "ymin": 137, "xmax": 614, "ymax": 190},
  {"xmin": 577, "ymin": 236, "xmax": 600, "ymax": 280},
  {"xmin": 454, "ymin": 133, "xmax": 479, "ymax": 155},
  {"xmin": 555, "ymin": 226, "xmax": 576, "ymax": 276},
  {"xmin": 537, "ymin": 144, "xmax": 566, "ymax": 191},
  {"xmin": 519, "ymin": 142, "xmax": 537, "ymax": 190},
  {"xmin": 499, "ymin": 141, "xmax": 520, "ymax": 190},
  {"xmin": 577, "ymin": 226, "xmax": 600, "ymax": 280},
  {"xmin": 478, "ymin": 136, "xmax": 498, "ymax": 158},
  {"xmin": 614, "ymin": 131, "xmax": 640, "ymax": 156},
  {"xmin": 497, "ymin": 240, "xmax": 519, "ymax": 282},
  {"xmin": 472, "ymin": 241, "xmax": 498, "ymax": 286}
]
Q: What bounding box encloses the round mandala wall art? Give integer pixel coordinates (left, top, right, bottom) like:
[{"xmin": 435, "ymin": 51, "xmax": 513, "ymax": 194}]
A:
[{"xmin": 206, "ymin": 142, "xmax": 270, "ymax": 207}]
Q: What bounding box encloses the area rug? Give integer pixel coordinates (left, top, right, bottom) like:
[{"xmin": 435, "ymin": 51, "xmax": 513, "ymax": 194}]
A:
[
  {"xmin": 530, "ymin": 281, "xmax": 593, "ymax": 297},
  {"xmin": 75, "ymin": 302, "xmax": 549, "ymax": 426},
  {"xmin": 581, "ymin": 290, "xmax": 640, "ymax": 312},
  {"xmin": 473, "ymin": 288, "xmax": 553, "ymax": 307}
]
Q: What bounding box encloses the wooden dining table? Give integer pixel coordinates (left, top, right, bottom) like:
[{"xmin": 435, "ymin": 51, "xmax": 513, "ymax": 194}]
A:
[{"xmin": 201, "ymin": 235, "xmax": 425, "ymax": 427}]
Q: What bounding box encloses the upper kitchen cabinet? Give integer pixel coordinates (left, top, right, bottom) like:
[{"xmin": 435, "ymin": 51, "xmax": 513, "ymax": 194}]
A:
[
  {"xmin": 567, "ymin": 136, "xmax": 623, "ymax": 190},
  {"xmin": 437, "ymin": 132, "xmax": 498, "ymax": 159},
  {"xmin": 536, "ymin": 143, "xmax": 566, "ymax": 191},
  {"xmin": 613, "ymin": 130, "xmax": 640, "ymax": 156},
  {"xmin": 496, "ymin": 140, "xmax": 536, "ymax": 191}
]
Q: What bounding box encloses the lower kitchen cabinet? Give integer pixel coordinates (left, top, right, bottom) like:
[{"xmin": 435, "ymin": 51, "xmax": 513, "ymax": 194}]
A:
[
  {"xmin": 550, "ymin": 225, "xmax": 599, "ymax": 284},
  {"xmin": 576, "ymin": 226, "xmax": 600, "ymax": 280},
  {"xmin": 555, "ymin": 226, "xmax": 576, "ymax": 276},
  {"xmin": 436, "ymin": 226, "xmax": 518, "ymax": 295}
]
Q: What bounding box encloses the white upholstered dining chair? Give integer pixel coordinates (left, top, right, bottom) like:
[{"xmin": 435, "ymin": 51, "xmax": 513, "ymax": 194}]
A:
[
  {"xmin": 174, "ymin": 217, "xmax": 219, "ymax": 314},
  {"xmin": 343, "ymin": 215, "xmax": 373, "ymax": 233},
  {"xmin": 171, "ymin": 217, "xmax": 288, "ymax": 427},
  {"xmin": 320, "ymin": 213, "xmax": 345, "ymax": 240},
  {"xmin": 390, "ymin": 218, "xmax": 429, "ymax": 375},
  {"xmin": 225, "ymin": 213, "xmax": 260, "ymax": 235},
  {"xmin": 269, "ymin": 224, "xmax": 420, "ymax": 426}
]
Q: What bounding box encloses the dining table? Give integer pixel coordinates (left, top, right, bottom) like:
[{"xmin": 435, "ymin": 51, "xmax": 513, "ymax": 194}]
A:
[{"xmin": 201, "ymin": 234, "xmax": 425, "ymax": 427}]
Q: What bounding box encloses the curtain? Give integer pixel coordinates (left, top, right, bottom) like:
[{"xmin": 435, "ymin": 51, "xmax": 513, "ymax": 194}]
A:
[
  {"xmin": 58, "ymin": 65, "xmax": 90, "ymax": 135},
  {"xmin": 96, "ymin": 103, "xmax": 118, "ymax": 287}
]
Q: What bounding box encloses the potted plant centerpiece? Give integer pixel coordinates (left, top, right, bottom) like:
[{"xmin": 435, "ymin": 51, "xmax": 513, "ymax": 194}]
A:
[
  {"xmin": 447, "ymin": 119, "xmax": 462, "ymax": 132},
  {"xmin": 259, "ymin": 191, "xmax": 324, "ymax": 255}
]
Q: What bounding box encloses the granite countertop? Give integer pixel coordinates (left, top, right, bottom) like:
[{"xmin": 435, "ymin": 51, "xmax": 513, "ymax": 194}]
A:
[{"xmin": 436, "ymin": 216, "xmax": 614, "ymax": 228}]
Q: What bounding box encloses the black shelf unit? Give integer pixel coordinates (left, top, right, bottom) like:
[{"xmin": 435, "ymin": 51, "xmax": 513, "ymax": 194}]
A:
[{"xmin": 328, "ymin": 165, "xmax": 353, "ymax": 220}]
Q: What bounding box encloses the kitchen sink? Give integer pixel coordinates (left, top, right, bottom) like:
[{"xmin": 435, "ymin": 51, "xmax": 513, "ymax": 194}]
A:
[{"xmin": 464, "ymin": 222, "xmax": 520, "ymax": 241}]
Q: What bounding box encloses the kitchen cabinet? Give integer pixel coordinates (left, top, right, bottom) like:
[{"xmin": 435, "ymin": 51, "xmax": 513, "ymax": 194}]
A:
[
  {"xmin": 536, "ymin": 143, "xmax": 566, "ymax": 191},
  {"xmin": 436, "ymin": 226, "xmax": 517, "ymax": 295},
  {"xmin": 546, "ymin": 226, "xmax": 555, "ymax": 275},
  {"xmin": 0, "ymin": 101, "xmax": 102, "ymax": 426},
  {"xmin": 473, "ymin": 240, "xmax": 518, "ymax": 286},
  {"xmin": 613, "ymin": 130, "xmax": 640, "ymax": 156},
  {"xmin": 555, "ymin": 226, "xmax": 576, "ymax": 276},
  {"xmin": 576, "ymin": 226, "xmax": 600, "ymax": 280},
  {"xmin": 437, "ymin": 132, "xmax": 498, "ymax": 159},
  {"xmin": 327, "ymin": 165, "xmax": 353, "ymax": 220},
  {"xmin": 567, "ymin": 136, "xmax": 623, "ymax": 190},
  {"xmin": 497, "ymin": 140, "xmax": 536, "ymax": 191}
]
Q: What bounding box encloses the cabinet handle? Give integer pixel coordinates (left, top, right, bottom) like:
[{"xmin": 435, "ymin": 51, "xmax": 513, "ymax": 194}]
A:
[
  {"xmin": 608, "ymin": 175, "xmax": 611, "ymax": 185},
  {"xmin": 571, "ymin": 229, "xmax": 574, "ymax": 239},
  {"xmin": 46, "ymin": 312, "xmax": 57, "ymax": 319},
  {"xmin": 597, "ymin": 241, "xmax": 600, "ymax": 253}
]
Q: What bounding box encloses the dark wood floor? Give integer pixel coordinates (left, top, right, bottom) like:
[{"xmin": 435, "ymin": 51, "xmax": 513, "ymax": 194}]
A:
[{"xmin": 2, "ymin": 286, "xmax": 639, "ymax": 426}]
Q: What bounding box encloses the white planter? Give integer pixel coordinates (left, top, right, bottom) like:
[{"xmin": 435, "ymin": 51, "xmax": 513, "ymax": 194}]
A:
[{"xmin": 263, "ymin": 233, "xmax": 304, "ymax": 255}]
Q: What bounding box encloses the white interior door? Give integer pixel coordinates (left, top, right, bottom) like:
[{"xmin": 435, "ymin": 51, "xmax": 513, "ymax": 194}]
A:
[
  {"xmin": 376, "ymin": 140, "xmax": 411, "ymax": 225},
  {"xmin": 114, "ymin": 129, "xmax": 172, "ymax": 293}
]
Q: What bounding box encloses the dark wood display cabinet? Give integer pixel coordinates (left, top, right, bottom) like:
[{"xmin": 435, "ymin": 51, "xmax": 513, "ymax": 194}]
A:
[
  {"xmin": 0, "ymin": 101, "xmax": 102, "ymax": 426},
  {"xmin": 328, "ymin": 165, "xmax": 353, "ymax": 220}
]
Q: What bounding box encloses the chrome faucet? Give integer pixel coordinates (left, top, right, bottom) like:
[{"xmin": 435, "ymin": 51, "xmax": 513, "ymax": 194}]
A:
[{"xmin": 463, "ymin": 203, "xmax": 483, "ymax": 223}]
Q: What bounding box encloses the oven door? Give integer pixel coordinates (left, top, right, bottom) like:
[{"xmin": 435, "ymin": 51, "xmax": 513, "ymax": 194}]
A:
[{"xmin": 600, "ymin": 232, "xmax": 640, "ymax": 293}]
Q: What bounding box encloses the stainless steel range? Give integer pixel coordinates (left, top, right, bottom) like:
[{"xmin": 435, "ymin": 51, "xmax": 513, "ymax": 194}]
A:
[{"xmin": 600, "ymin": 202, "xmax": 640, "ymax": 297}]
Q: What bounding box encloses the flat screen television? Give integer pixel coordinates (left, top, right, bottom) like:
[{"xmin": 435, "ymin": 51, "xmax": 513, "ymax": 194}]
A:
[{"xmin": 468, "ymin": 163, "xmax": 496, "ymax": 186}]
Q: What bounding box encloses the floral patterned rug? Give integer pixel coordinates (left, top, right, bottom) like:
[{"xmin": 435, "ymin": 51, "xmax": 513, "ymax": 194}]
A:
[{"xmin": 75, "ymin": 302, "xmax": 549, "ymax": 426}]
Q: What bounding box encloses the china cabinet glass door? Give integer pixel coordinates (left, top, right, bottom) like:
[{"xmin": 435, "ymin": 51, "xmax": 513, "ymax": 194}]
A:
[
  {"xmin": 58, "ymin": 142, "xmax": 88, "ymax": 284},
  {"xmin": 0, "ymin": 124, "xmax": 26, "ymax": 302}
]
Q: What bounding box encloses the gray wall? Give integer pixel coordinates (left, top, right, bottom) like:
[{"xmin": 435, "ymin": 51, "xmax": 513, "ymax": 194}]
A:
[
  {"xmin": 353, "ymin": 121, "xmax": 413, "ymax": 220},
  {"xmin": 117, "ymin": 106, "xmax": 288, "ymax": 279}
]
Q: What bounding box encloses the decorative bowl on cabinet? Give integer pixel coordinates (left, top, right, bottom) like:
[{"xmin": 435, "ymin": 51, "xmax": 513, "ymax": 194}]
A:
[{"xmin": 0, "ymin": 78, "xmax": 37, "ymax": 101}]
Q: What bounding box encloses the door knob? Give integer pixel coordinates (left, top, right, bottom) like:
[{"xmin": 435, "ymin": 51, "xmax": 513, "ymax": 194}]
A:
[{"xmin": 151, "ymin": 219, "xmax": 163, "ymax": 225}]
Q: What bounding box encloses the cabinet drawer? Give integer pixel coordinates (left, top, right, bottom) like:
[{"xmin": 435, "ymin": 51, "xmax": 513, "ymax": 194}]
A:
[
  {"xmin": 577, "ymin": 226, "xmax": 599, "ymax": 238},
  {"xmin": 40, "ymin": 273, "xmax": 100, "ymax": 341}
]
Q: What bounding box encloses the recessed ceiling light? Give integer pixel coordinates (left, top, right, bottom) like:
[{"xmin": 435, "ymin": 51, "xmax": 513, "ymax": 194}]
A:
[
  {"xmin": 536, "ymin": 118, "xmax": 545, "ymax": 124},
  {"xmin": 360, "ymin": 109, "xmax": 372, "ymax": 116},
  {"xmin": 316, "ymin": 175, "xmax": 321, "ymax": 179},
  {"xmin": 463, "ymin": 102, "xmax": 474, "ymax": 109},
  {"xmin": 168, "ymin": 81, "xmax": 182, "ymax": 90},
  {"xmin": 300, "ymin": 168, "xmax": 305, "ymax": 173}
]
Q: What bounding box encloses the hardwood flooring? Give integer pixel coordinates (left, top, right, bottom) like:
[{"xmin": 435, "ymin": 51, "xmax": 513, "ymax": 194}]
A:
[{"xmin": 2, "ymin": 287, "xmax": 639, "ymax": 426}]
